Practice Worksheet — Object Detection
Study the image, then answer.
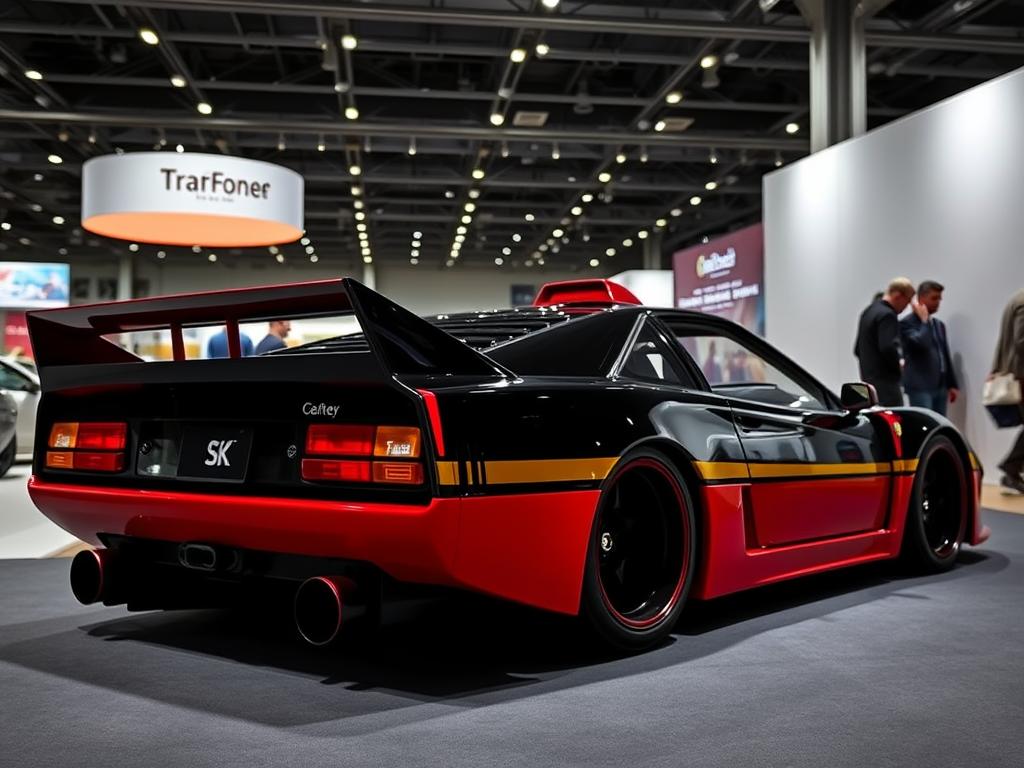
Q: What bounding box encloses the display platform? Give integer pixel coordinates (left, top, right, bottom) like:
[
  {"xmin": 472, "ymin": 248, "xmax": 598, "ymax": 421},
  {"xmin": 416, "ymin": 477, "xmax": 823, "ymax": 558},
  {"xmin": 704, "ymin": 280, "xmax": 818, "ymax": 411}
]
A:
[{"xmin": 2, "ymin": 511, "xmax": 1022, "ymax": 768}]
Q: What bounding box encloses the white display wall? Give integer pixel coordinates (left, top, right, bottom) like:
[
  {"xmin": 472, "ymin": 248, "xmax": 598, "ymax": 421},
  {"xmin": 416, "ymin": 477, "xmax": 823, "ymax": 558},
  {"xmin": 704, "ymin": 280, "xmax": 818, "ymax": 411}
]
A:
[{"xmin": 764, "ymin": 66, "xmax": 1024, "ymax": 478}]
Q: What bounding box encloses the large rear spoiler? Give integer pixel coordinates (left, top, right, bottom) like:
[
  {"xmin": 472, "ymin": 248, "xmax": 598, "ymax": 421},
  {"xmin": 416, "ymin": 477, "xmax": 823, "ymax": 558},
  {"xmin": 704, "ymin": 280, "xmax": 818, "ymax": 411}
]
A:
[{"xmin": 27, "ymin": 277, "xmax": 509, "ymax": 389}]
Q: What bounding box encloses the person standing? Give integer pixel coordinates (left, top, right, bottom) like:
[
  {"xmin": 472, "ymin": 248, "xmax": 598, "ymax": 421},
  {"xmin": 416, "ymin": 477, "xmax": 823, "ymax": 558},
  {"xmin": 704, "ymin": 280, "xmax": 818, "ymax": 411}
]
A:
[
  {"xmin": 899, "ymin": 280, "xmax": 959, "ymax": 415},
  {"xmin": 991, "ymin": 288, "xmax": 1024, "ymax": 494},
  {"xmin": 255, "ymin": 319, "xmax": 292, "ymax": 355},
  {"xmin": 854, "ymin": 277, "xmax": 915, "ymax": 407},
  {"xmin": 206, "ymin": 326, "xmax": 254, "ymax": 358}
]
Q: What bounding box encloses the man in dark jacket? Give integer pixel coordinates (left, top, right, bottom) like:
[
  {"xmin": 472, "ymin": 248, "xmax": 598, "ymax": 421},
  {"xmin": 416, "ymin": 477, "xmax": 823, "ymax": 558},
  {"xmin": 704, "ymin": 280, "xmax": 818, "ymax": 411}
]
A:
[
  {"xmin": 991, "ymin": 288, "xmax": 1024, "ymax": 494},
  {"xmin": 854, "ymin": 277, "xmax": 915, "ymax": 407},
  {"xmin": 900, "ymin": 280, "xmax": 959, "ymax": 415}
]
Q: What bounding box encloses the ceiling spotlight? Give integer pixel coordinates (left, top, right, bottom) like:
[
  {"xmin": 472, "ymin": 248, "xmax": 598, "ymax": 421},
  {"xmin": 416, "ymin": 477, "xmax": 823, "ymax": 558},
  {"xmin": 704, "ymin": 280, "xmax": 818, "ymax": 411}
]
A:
[
  {"xmin": 128, "ymin": 243, "xmax": 140, "ymax": 252},
  {"xmin": 345, "ymin": 106, "xmax": 359, "ymax": 120},
  {"xmin": 47, "ymin": 154, "xmax": 63, "ymax": 165},
  {"xmin": 29, "ymin": 203, "xmax": 42, "ymax": 212},
  {"xmin": 495, "ymin": 257, "xmax": 504, "ymax": 265},
  {"xmin": 468, "ymin": 189, "xmax": 481, "ymax": 199},
  {"xmin": 455, "ymin": 234, "xmax": 466, "ymax": 243},
  {"xmin": 598, "ymin": 171, "xmax": 612, "ymax": 183},
  {"xmin": 351, "ymin": 185, "xmax": 362, "ymax": 196},
  {"xmin": 310, "ymin": 254, "xmax": 319, "ymax": 263},
  {"xmin": 690, "ymin": 195, "xmax": 702, "ymax": 206},
  {"xmin": 701, "ymin": 55, "xmax": 719, "ymax": 70},
  {"xmin": 502, "ymin": 247, "xmax": 512, "ymax": 256},
  {"xmin": 170, "ymin": 74, "xmax": 187, "ymax": 88},
  {"xmin": 276, "ymin": 253, "xmax": 286, "ymax": 263},
  {"xmin": 665, "ymin": 90, "xmax": 683, "ymax": 105},
  {"xmin": 196, "ymin": 102, "xmax": 213, "ymax": 115},
  {"xmin": 551, "ymin": 143, "xmax": 560, "ymax": 160},
  {"xmin": 305, "ymin": 245, "xmax": 315, "ymax": 254},
  {"xmin": 640, "ymin": 147, "xmax": 649, "ymax": 163},
  {"xmin": 654, "ymin": 120, "xmax": 667, "ymax": 132},
  {"xmin": 656, "ymin": 218, "xmax": 668, "ymax": 228},
  {"xmin": 413, "ymin": 230, "xmax": 423, "ymax": 238},
  {"xmin": 354, "ymin": 200, "xmax": 364, "ymax": 210},
  {"xmin": 87, "ymin": 129, "xmax": 97, "ymax": 144},
  {"xmin": 349, "ymin": 164, "xmax": 362, "ymax": 176},
  {"xmin": 408, "ymin": 137, "xmax": 417, "ymax": 156},
  {"xmin": 490, "ymin": 112, "xmax": 505, "ymax": 126},
  {"xmin": 539, "ymin": 244, "xmax": 548, "ymax": 252},
  {"xmin": 615, "ymin": 152, "xmax": 627, "ymax": 164},
  {"xmin": 571, "ymin": 206, "xmax": 582, "ymax": 216},
  {"xmin": 775, "ymin": 151, "xmax": 784, "ymax": 167},
  {"xmin": 356, "ymin": 223, "xmax": 367, "ymax": 232},
  {"xmin": 709, "ymin": 148, "xmax": 719, "ymax": 164},
  {"xmin": 412, "ymin": 241, "xmax": 421, "ymax": 249},
  {"xmin": 552, "ymin": 228, "xmax": 564, "ymax": 238},
  {"xmin": 341, "ymin": 34, "xmax": 358, "ymax": 50},
  {"xmin": 472, "ymin": 168, "xmax": 486, "ymax": 180},
  {"xmin": 207, "ymin": 253, "xmax": 220, "ymax": 263},
  {"xmin": 525, "ymin": 213, "xmax": 535, "ymax": 222},
  {"xmin": 157, "ymin": 251, "xmax": 166, "ymax": 259},
  {"xmin": 542, "ymin": 0, "xmax": 561, "ymax": 7},
  {"xmin": 24, "ymin": 69, "xmax": 43, "ymax": 81},
  {"xmin": 192, "ymin": 245, "xmax": 202, "ymax": 253},
  {"xmin": 457, "ymin": 225, "xmax": 467, "ymax": 235},
  {"xmin": 175, "ymin": 144, "xmax": 184, "ymax": 153},
  {"xmin": 355, "ymin": 211, "xmax": 366, "ymax": 221},
  {"xmin": 411, "ymin": 249, "xmax": 420, "ymax": 258},
  {"xmin": 269, "ymin": 246, "xmax": 280, "ymax": 254},
  {"xmin": 605, "ymin": 248, "xmax": 616, "ymax": 257},
  {"xmin": 52, "ymin": 215, "xmax": 65, "ymax": 225},
  {"xmin": 464, "ymin": 202, "xmax": 476, "ymax": 212},
  {"xmin": 410, "ymin": 257, "xmax": 419, "ymax": 265},
  {"xmin": 138, "ymin": 27, "xmax": 160, "ymax": 45},
  {"xmin": 510, "ymin": 48, "xmax": 527, "ymax": 63},
  {"xmin": 589, "ymin": 258, "xmax": 600, "ymax": 268},
  {"xmin": 785, "ymin": 122, "xmax": 800, "ymax": 134},
  {"xmin": 363, "ymin": 255, "xmax": 373, "ymax": 264},
  {"xmin": 510, "ymin": 234, "xmax": 521, "ymax": 243},
  {"xmin": 535, "ymin": 42, "xmax": 550, "ymax": 57},
  {"xmin": 671, "ymin": 207, "xmax": 683, "ymax": 217},
  {"xmin": 637, "ymin": 230, "xmax": 649, "ymax": 240},
  {"xmin": 334, "ymin": 81, "xmax": 350, "ymax": 93},
  {"xmin": 317, "ymin": 135, "xmax": 326, "ymax": 151},
  {"xmin": 0, "ymin": 222, "xmax": 9, "ymax": 231},
  {"xmin": 461, "ymin": 215, "xmax": 472, "ymax": 224},
  {"xmin": 705, "ymin": 180, "xmax": 719, "ymax": 191},
  {"xmin": 445, "ymin": 189, "xmax": 455, "ymax": 199}
]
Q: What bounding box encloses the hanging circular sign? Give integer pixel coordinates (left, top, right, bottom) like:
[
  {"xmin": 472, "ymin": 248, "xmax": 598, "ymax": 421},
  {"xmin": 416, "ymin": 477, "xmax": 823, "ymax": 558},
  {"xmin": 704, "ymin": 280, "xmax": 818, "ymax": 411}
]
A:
[{"xmin": 81, "ymin": 152, "xmax": 304, "ymax": 247}]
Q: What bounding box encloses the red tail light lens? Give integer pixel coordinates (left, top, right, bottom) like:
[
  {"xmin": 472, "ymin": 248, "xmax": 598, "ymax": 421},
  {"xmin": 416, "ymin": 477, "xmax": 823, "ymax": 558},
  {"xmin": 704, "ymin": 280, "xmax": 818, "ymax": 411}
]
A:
[
  {"xmin": 76, "ymin": 423, "xmax": 128, "ymax": 451},
  {"xmin": 46, "ymin": 421, "xmax": 128, "ymax": 473},
  {"xmin": 306, "ymin": 425, "xmax": 375, "ymax": 456},
  {"xmin": 301, "ymin": 459, "xmax": 371, "ymax": 482}
]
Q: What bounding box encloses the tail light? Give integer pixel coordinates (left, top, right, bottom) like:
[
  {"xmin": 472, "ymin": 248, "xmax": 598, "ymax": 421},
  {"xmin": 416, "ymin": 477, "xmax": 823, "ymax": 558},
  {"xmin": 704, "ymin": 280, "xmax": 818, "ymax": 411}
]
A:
[
  {"xmin": 46, "ymin": 422, "xmax": 128, "ymax": 473},
  {"xmin": 302, "ymin": 424, "xmax": 423, "ymax": 485}
]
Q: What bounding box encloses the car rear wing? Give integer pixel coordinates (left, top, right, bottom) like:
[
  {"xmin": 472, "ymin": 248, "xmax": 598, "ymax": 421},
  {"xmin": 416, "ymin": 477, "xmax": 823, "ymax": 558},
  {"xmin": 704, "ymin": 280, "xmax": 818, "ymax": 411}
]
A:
[{"xmin": 27, "ymin": 277, "xmax": 510, "ymax": 391}]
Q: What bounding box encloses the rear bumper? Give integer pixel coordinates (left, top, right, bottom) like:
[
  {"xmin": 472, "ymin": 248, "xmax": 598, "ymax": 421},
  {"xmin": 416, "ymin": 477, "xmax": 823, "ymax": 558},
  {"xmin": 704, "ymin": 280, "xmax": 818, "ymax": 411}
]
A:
[{"xmin": 28, "ymin": 477, "xmax": 599, "ymax": 615}]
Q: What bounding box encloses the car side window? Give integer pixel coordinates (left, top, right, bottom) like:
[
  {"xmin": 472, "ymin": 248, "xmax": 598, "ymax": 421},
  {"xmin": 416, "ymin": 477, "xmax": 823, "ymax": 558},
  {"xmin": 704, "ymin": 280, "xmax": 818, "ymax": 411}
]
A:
[
  {"xmin": 672, "ymin": 329, "xmax": 826, "ymax": 410},
  {"xmin": 618, "ymin": 324, "xmax": 697, "ymax": 387},
  {"xmin": 0, "ymin": 365, "xmax": 29, "ymax": 392}
]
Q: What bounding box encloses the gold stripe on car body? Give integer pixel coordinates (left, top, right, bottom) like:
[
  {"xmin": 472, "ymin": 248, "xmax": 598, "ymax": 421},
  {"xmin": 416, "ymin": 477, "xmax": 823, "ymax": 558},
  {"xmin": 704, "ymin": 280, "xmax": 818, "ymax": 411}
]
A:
[
  {"xmin": 747, "ymin": 462, "xmax": 891, "ymax": 479},
  {"xmin": 483, "ymin": 457, "xmax": 619, "ymax": 485},
  {"xmin": 892, "ymin": 458, "xmax": 920, "ymax": 474},
  {"xmin": 694, "ymin": 461, "xmax": 750, "ymax": 481}
]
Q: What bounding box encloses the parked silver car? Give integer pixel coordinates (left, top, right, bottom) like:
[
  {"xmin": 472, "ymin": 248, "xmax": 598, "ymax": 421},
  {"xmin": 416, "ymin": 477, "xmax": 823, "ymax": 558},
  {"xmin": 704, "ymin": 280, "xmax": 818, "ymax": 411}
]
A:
[
  {"xmin": 0, "ymin": 357, "xmax": 40, "ymax": 462},
  {"xmin": 0, "ymin": 390, "xmax": 16, "ymax": 477}
]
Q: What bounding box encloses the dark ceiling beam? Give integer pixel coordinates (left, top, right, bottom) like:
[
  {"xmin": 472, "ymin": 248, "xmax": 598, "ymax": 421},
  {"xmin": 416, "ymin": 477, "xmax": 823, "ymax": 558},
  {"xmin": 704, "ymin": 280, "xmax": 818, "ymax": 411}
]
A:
[
  {"xmin": 864, "ymin": 29, "xmax": 1024, "ymax": 55},
  {"xmin": 304, "ymin": 210, "xmax": 657, "ymax": 226},
  {"xmin": 0, "ymin": 109, "xmax": 807, "ymax": 151},
  {"xmin": 40, "ymin": 0, "xmax": 813, "ymax": 43}
]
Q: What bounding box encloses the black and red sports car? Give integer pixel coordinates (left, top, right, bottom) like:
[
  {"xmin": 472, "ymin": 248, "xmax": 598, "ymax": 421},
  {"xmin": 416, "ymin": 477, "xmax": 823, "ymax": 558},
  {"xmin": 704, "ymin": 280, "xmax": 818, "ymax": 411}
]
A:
[{"xmin": 27, "ymin": 277, "xmax": 989, "ymax": 649}]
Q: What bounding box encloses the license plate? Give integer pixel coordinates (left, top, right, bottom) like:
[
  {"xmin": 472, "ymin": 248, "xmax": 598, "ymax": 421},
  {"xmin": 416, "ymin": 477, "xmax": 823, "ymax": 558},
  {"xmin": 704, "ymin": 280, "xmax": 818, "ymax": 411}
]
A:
[{"xmin": 177, "ymin": 426, "xmax": 253, "ymax": 481}]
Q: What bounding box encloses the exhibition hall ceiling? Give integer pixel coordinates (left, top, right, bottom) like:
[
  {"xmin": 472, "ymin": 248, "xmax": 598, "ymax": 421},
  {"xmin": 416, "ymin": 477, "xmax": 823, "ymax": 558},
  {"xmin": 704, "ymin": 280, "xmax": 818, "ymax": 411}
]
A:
[{"xmin": 1, "ymin": 0, "xmax": 1023, "ymax": 272}]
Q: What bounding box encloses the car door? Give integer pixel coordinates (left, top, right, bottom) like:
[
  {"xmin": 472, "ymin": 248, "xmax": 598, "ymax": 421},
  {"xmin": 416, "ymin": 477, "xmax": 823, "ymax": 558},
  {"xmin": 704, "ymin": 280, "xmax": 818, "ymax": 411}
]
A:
[
  {"xmin": 656, "ymin": 313, "xmax": 893, "ymax": 548},
  {"xmin": 0, "ymin": 360, "xmax": 39, "ymax": 453}
]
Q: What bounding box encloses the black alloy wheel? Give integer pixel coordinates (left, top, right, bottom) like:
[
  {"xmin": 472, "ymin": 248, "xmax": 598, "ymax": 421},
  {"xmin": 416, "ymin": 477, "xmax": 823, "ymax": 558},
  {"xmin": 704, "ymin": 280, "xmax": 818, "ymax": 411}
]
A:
[
  {"xmin": 901, "ymin": 435, "xmax": 968, "ymax": 573},
  {"xmin": 581, "ymin": 448, "xmax": 696, "ymax": 650}
]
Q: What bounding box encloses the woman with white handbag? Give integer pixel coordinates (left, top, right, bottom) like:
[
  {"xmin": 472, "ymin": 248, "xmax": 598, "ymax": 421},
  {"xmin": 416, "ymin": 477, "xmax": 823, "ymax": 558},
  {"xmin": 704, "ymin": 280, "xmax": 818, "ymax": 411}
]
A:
[{"xmin": 988, "ymin": 288, "xmax": 1024, "ymax": 494}]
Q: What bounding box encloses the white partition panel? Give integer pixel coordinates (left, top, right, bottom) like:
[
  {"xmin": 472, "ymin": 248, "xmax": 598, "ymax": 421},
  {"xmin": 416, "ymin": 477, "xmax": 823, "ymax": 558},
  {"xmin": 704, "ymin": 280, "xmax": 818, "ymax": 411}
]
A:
[{"xmin": 764, "ymin": 66, "xmax": 1024, "ymax": 479}]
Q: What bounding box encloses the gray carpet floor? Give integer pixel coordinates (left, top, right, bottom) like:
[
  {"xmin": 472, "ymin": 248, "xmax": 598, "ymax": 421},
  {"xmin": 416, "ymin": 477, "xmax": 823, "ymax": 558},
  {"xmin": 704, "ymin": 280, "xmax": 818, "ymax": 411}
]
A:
[{"xmin": 1, "ymin": 510, "xmax": 1022, "ymax": 768}]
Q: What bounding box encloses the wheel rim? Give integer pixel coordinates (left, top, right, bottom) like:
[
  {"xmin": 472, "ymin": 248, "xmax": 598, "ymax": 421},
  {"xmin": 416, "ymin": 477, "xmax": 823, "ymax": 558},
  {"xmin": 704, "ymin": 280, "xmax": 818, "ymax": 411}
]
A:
[
  {"xmin": 921, "ymin": 448, "xmax": 966, "ymax": 559},
  {"xmin": 596, "ymin": 458, "xmax": 689, "ymax": 629}
]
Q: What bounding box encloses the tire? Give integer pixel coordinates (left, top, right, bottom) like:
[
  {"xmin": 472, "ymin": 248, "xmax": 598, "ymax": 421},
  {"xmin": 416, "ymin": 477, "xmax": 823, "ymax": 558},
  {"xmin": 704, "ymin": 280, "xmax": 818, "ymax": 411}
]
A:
[
  {"xmin": 900, "ymin": 435, "xmax": 968, "ymax": 573},
  {"xmin": 580, "ymin": 448, "xmax": 697, "ymax": 651},
  {"xmin": 0, "ymin": 436, "xmax": 15, "ymax": 478}
]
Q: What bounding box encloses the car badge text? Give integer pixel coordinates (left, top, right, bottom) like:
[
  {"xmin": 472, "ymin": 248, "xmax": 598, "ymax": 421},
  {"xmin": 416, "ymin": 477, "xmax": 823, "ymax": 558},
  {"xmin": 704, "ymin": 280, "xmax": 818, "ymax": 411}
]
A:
[
  {"xmin": 303, "ymin": 402, "xmax": 341, "ymax": 418},
  {"xmin": 204, "ymin": 439, "xmax": 237, "ymax": 467}
]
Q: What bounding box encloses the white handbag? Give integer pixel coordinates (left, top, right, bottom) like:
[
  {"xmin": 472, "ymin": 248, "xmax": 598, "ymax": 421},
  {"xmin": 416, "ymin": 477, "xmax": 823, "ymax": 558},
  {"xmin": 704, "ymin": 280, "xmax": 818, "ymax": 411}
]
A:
[{"xmin": 983, "ymin": 373, "xmax": 1022, "ymax": 406}]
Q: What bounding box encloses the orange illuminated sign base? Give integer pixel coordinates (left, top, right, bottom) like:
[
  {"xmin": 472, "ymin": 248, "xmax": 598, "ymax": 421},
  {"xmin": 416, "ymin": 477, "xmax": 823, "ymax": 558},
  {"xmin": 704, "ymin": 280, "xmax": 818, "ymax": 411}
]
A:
[{"xmin": 83, "ymin": 211, "xmax": 302, "ymax": 248}]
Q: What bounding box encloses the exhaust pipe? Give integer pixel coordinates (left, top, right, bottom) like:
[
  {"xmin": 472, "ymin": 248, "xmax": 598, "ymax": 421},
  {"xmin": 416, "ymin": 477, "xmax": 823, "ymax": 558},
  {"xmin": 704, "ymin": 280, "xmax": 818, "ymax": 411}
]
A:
[
  {"xmin": 294, "ymin": 576, "xmax": 347, "ymax": 646},
  {"xmin": 70, "ymin": 548, "xmax": 121, "ymax": 606}
]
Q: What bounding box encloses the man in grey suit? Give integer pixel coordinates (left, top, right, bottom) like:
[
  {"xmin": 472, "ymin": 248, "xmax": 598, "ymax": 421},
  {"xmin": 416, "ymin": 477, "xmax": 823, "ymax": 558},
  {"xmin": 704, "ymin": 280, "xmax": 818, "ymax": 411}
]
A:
[{"xmin": 992, "ymin": 288, "xmax": 1024, "ymax": 494}]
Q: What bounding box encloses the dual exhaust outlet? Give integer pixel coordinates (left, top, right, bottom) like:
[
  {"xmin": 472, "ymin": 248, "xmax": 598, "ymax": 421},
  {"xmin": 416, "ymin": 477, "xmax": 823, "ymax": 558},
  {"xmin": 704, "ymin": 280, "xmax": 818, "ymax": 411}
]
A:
[{"xmin": 70, "ymin": 548, "xmax": 350, "ymax": 646}]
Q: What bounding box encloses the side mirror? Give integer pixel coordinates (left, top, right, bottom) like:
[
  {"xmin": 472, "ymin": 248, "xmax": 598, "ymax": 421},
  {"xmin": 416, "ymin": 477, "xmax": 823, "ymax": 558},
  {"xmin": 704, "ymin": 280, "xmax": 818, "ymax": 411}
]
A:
[{"xmin": 840, "ymin": 382, "xmax": 878, "ymax": 412}]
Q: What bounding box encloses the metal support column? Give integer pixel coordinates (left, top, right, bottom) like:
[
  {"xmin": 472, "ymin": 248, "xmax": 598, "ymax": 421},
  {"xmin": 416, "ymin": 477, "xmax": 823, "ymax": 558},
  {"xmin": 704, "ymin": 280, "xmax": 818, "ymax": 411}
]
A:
[
  {"xmin": 642, "ymin": 231, "xmax": 663, "ymax": 270},
  {"xmin": 117, "ymin": 252, "xmax": 134, "ymax": 300},
  {"xmin": 798, "ymin": 0, "xmax": 894, "ymax": 152}
]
